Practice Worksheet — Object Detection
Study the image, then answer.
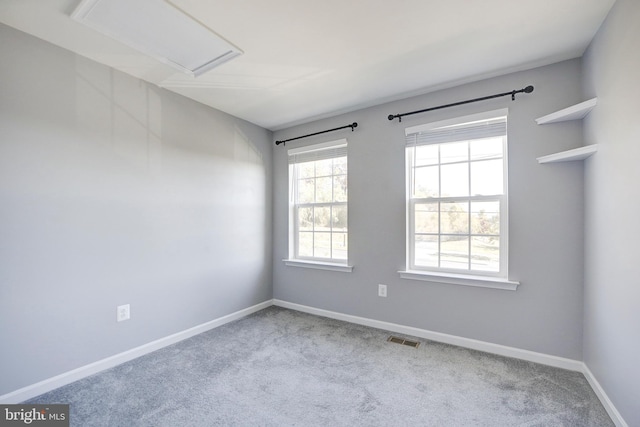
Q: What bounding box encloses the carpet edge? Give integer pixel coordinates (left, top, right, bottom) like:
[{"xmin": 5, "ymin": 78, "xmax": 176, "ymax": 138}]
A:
[
  {"xmin": 0, "ymin": 299, "xmax": 274, "ymax": 404},
  {"xmin": 273, "ymin": 299, "xmax": 629, "ymax": 426},
  {"xmin": 272, "ymin": 299, "xmax": 582, "ymax": 370}
]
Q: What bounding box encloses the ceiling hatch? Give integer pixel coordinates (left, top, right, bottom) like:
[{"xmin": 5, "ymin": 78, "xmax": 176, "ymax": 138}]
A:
[{"xmin": 71, "ymin": 0, "xmax": 243, "ymax": 77}]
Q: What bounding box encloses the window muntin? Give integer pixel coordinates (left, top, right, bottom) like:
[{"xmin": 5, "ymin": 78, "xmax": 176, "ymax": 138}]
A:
[
  {"xmin": 406, "ymin": 111, "xmax": 508, "ymax": 277},
  {"xmin": 289, "ymin": 141, "xmax": 348, "ymax": 263}
]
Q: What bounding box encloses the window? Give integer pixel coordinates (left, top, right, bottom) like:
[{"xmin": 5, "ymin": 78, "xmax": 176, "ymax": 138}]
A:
[
  {"xmin": 287, "ymin": 140, "xmax": 348, "ymax": 266},
  {"xmin": 405, "ymin": 109, "xmax": 509, "ymax": 279}
]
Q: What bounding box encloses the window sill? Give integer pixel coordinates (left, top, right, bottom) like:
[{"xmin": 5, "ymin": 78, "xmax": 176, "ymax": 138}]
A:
[
  {"xmin": 283, "ymin": 259, "xmax": 354, "ymax": 273},
  {"xmin": 398, "ymin": 270, "xmax": 519, "ymax": 291}
]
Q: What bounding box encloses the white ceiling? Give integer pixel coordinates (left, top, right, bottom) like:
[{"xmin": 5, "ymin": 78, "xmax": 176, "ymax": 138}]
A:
[{"xmin": 0, "ymin": 0, "xmax": 615, "ymax": 130}]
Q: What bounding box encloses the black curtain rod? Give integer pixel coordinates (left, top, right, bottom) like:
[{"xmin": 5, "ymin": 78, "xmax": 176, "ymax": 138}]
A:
[
  {"xmin": 387, "ymin": 85, "xmax": 534, "ymax": 123},
  {"xmin": 275, "ymin": 122, "xmax": 358, "ymax": 146}
]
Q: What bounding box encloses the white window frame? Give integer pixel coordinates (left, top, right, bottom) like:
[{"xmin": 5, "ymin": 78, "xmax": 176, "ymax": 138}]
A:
[
  {"xmin": 284, "ymin": 139, "xmax": 353, "ymax": 272},
  {"xmin": 399, "ymin": 109, "xmax": 519, "ymax": 290}
]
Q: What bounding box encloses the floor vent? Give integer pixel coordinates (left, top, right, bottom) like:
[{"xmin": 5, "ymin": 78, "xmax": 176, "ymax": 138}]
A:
[{"xmin": 387, "ymin": 336, "xmax": 420, "ymax": 348}]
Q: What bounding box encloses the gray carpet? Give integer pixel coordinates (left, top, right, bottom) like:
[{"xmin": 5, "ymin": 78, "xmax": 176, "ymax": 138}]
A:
[{"xmin": 28, "ymin": 306, "xmax": 613, "ymax": 426}]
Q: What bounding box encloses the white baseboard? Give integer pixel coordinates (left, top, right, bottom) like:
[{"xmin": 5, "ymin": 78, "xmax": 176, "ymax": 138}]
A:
[
  {"xmin": 2, "ymin": 297, "xmax": 628, "ymax": 427},
  {"xmin": 0, "ymin": 299, "xmax": 273, "ymax": 404},
  {"xmin": 273, "ymin": 299, "xmax": 583, "ymax": 371},
  {"xmin": 274, "ymin": 299, "xmax": 630, "ymax": 426},
  {"xmin": 582, "ymin": 364, "xmax": 629, "ymax": 427}
]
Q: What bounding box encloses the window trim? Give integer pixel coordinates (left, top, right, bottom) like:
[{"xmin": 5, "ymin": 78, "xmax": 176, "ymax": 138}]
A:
[
  {"xmin": 287, "ymin": 139, "xmax": 347, "ymax": 156},
  {"xmin": 283, "ymin": 259, "xmax": 354, "ymax": 273},
  {"xmin": 404, "ymin": 109, "xmax": 511, "ymax": 280},
  {"xmin": 397, "ymin": 269, "xmax": 519, "ymax": 290},
  {"xmin": 404, "ymin": 109, "xmax": 509, "ymax": 135},
  {"xmin": 285, "ymin": 138, "xmax": 351, "ymax": 269}
]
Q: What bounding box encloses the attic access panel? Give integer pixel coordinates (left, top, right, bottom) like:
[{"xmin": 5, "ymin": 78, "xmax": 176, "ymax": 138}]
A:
[{"xmin": 71, "ymin": 0, "xmax": 243, "ymax": 76}]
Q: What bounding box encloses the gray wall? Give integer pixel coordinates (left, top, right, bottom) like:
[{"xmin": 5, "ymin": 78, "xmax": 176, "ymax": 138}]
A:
[
  {"xmin": 0, "ymin": 24, "xmax": 273, "ymax": 395},
  {"xmin": 582, "ymin": 0, "xmax": 640, "ymax": 424},
  {"xmin": 273, "ymin": 59, "xmax": 586, "ymax": 360}
]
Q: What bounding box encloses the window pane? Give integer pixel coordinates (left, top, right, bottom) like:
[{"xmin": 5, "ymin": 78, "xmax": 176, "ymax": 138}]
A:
[
  {"xmin": 314, "ymin": 232, "xmax": 331, "ymax": 258},
  {"xmin": 471, "ymin": 201, "xmax": 500, "ymax": 235},
  {"xmin": 332, "ymin": 232, "xmax": 348, "ymax": 260},
  {"xmin": 297, "ymin": 178, "xmax": 314, "ymax": 203},
  {"xmin": 414, "ymin": 166, "xmax": 439, "ymax": 198},
  {"xmin": 315, "ymin": 158, "xmax": 332, "ymax": 177},
  {"xmin": 440, "ymin": 141, "xmax": 468, "ymax": 164},
  {"xmin": 440, "ymin": 202, "xmax": 469, "ymax": 234},
  {"xmin": 298, "ymin": 232, "xmax": 313, "ymax": 257},
  {"xmin": 314, "ymin": 206, "xmax": 331, "ymax": 231},
  {"xmin": 470, "ymin": 159, "xmax": 503, "ymax": 196},
  {"xmin": 415, "ymin": 203, "xmax": 438, "ymax": 233},
  {"xmin": 405, "ymin": 116, "xmax": 506, "ymax": 275},
  {"xmin": 415, "ymin": 144, "xmax": 438, "ymax": 166},
  {"xmin": 440, "ymin": 163, "xmax": 468, "ymax": 197},
  {"xmin": 298, "ymin": 207, "xmax": 313, "ymax": 231},
  {"xmin": 297, "ymin": 161, "xmax": 315, "ymax": 179},
  {"xmin": 333, "ymin": 174, "xmax": 347, "ymax": 202},
  {"xmin": 315, "ymin": 177, "xmax": 332, "ymax": 203},
  {"xmin": 471, "ymin": 236, "xmax": 499, "ymax": 272},
  {"xmin": 415, "ymin": 234, "xmax": 438, "ymax": 267},
  {"xmin": 332, "ymin": 205, "xmax": 347, "ymax": 232},
  {"xmin": 470, "ymin": 137, "xmax": 503, "ymax": 161},
  {"xmin": 291, "ymin": 145, "xmax": 348, "ymax": 263},
  {"xmin": 440, "ymin": 235, "xmax": 469, "ymax": 270},
  {"xmin": 333, "ymin": 157, "xmax": 347, "ymax": 175}
]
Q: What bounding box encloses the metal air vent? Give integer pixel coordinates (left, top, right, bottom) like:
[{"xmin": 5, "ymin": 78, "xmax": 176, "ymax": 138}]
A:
[{"xmin": 387, "ymin": 336, "xmax": 420, "ymax": 348}]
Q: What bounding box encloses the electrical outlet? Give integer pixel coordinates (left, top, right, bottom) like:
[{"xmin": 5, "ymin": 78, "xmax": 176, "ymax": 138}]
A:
[
  {"xmin": 378, "ymin": 284, "xmax": 387, "ymax": 297},
  {"xmin": 117, "ymin": 304, "xmax": 130, "ymax": 322}
]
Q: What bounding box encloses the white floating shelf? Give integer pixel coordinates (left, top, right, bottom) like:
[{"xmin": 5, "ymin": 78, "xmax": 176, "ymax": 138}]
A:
[
  {"xmin": 535, "ymin": 98, "xmax": 597, "ymax": 125},
  {"xmin": 537, "ymin": 144, "xmax": 598, "ymax": 164}
]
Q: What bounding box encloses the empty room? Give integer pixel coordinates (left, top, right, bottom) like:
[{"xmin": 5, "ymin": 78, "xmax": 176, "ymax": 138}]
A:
[{"xmin": 0, "ymin": 0, "xmax": 638, "ymax": 425}]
